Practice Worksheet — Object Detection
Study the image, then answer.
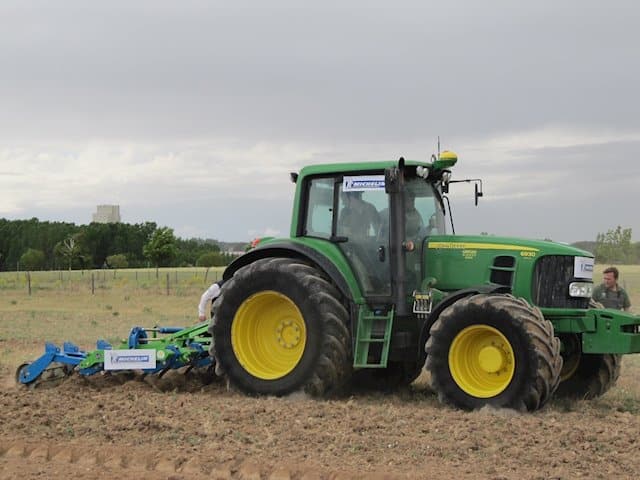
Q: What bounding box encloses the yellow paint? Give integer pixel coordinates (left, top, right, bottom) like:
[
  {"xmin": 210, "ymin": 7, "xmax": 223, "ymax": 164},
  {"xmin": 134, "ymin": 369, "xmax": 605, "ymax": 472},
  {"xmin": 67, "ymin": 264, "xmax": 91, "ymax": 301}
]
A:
[
  {"xmin": 428, "ymin": 241, "xmax": 539, "ymax": 252},
  {"xmin": 231, "ymin": 290, "xmax": 306, "ymax": 380},
  {"xmin": 448, "ymin": 324, "xmax": 515, "ymax": 398}
]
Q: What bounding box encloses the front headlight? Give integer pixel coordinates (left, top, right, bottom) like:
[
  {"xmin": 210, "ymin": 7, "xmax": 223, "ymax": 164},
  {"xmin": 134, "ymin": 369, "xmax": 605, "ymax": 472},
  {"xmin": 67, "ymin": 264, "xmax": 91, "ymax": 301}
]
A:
[{"xmin": 569, "ymin": 282, "xmax": 593, "ymax": 298}]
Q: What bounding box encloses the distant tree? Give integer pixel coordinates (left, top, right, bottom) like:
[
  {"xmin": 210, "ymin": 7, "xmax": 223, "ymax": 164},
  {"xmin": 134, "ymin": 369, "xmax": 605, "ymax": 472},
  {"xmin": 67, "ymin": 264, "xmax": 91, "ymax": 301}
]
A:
[
  {"xmin": 20, "ymin": 248, "xmax": 46, "ymax": 271},
  {"xmin": 571, "ymin": 241, "xmax": 597, "ymax": 255},
  {"xmin": 106, "ymin": 253, "xmax": 128, "ymax": 269},
  {"xmin": 54, "ymin": 234, "xmax": 90, "ymax": 270},
  {"xmin": 595, "ymin": 226, "xmax": 633, "ymax": 264},
  {"xmin": 0, "ymin": 217, "xmax": 78, "ymax": 270},
  {"xmin": 0, "ymin": 217, "xmax": 246, "ymax": 270},
  {"xmin": 174, "ymin": 237, "xmax": 221, "ymax": 266},
  {"xmin": 143, "ymin": 227, "xmax": 178, "ymax": 276},
  {"xmin": 196, "ymin": 252, "xmax": 219, "ymax": 267}
]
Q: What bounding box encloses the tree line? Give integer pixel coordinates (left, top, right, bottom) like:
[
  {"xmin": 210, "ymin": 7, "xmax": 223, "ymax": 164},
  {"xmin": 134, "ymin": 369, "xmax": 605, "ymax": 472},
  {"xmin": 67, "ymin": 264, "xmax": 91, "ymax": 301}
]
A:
[
  {"xmin": 0, "ymin": 218, "xmax": 241, "ymax": 271},
  {"xmin": 572, "ymin": 226, "xmax": 640, "ymax": 265},
  {"xmin": 2, "ymin": 218, "xmax": 637, "ymax": 272}
]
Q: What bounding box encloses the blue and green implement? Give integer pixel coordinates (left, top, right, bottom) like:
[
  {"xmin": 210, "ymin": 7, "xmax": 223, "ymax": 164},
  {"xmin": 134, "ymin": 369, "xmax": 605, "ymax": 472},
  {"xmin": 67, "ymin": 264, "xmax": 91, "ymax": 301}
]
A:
[{"xmin": 16, "ymin": 322, "xmax": 213, "ymax": 386}]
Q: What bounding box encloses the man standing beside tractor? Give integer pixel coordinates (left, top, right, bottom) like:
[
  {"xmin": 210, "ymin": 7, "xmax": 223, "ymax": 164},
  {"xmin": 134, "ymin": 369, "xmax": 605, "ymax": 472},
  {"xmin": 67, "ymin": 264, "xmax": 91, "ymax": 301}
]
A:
[
  {"xmin": 592, "ymin": 266, "xmax": 632, "ymax": 311},
  {"xmin": 198, "ymin": 280, "xmax": 223, "ymax": 321}
]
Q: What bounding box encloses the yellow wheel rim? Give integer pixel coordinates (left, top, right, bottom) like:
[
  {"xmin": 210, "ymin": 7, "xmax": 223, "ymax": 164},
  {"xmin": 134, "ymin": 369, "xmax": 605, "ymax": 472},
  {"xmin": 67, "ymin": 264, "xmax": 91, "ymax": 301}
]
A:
[
  {"xmin": 560, "ymin": 352, "xmax": 580, "ymax": 382},
  {"xmin": 449, "ymin": 325, "xmax": 515, "ymax": 398},
  {"xmin": 231, "ymin": 291, "xmax": 306, "ymax": 380},
  {"xmin": 559, "ymin": 334, "xmax": 581, "ymax": 382}
]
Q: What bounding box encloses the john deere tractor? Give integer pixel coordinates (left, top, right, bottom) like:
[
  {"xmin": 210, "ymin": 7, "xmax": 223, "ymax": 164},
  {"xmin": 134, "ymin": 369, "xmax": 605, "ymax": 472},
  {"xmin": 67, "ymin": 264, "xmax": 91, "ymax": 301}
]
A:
[{"xmin": 208, "ymin": 152, "xmax": 640, "ymax": 411}]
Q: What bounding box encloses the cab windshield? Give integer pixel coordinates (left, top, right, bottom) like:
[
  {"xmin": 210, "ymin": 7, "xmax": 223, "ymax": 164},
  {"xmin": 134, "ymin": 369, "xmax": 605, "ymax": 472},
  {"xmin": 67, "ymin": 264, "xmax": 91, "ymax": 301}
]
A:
[{"xmin": 405, "ymin": 177, "xmax": 446, "ymax": 238}]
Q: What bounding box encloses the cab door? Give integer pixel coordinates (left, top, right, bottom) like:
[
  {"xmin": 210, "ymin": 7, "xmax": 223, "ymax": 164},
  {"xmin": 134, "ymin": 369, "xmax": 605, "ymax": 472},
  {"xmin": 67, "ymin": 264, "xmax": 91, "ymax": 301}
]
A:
[{"xmin": 301, "ymin": 175, "xmax": 391, "ymax": 298}]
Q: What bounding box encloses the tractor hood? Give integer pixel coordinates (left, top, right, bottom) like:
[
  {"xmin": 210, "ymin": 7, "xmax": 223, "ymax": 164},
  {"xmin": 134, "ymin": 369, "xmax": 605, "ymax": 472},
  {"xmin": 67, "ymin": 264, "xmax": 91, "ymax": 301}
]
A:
[
  {"xmin": 423, "ymin": 234, "xmax": 594, "ymax": 296},
  {"xmin": 425, "ymin": 234, "xmax": 593, "ymax": 258}
]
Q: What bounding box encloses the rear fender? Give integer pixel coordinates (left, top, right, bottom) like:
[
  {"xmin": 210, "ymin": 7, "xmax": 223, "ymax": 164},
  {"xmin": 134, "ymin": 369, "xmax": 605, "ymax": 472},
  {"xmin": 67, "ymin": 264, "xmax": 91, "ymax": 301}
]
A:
[{"xmin": 223, "ymin": 241, "xmax": 356, "ymax": 301}]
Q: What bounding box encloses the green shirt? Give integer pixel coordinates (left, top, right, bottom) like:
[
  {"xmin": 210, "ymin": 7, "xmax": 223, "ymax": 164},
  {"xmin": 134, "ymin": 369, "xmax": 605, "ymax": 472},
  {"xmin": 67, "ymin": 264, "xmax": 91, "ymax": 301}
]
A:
[{"xmin": 592, "ymin": 284, "xmax": 631, "ymax": 310}]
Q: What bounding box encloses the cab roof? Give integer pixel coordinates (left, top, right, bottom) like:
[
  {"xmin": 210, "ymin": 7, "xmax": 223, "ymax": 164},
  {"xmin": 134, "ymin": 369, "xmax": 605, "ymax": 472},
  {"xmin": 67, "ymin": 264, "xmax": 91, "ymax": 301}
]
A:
[{"xmin": 298, "ymin": 160, "xmax": 429, "ymax": 178}]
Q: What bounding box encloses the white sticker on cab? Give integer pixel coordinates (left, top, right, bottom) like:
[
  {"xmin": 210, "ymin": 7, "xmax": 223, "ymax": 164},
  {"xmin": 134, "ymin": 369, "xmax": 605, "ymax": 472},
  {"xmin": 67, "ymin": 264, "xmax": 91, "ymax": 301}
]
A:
[{"xmin": 343, "ymin": 175, "xmax": 386, "ymax": 192}]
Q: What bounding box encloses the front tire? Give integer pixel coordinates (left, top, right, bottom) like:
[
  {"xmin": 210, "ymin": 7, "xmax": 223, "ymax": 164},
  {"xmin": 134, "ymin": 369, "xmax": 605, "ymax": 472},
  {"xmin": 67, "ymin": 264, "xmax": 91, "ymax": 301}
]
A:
[
  {"xmin": 210, "ymin": 258, "xmax": 351, "ymax": 397},
  {"xmin": 555, "ymin": 342, "xmax": 621, "ymax": 400},
  {"xmin": 554, "ymin": 300, "xmax": 622, "ymax": 400},
  {"xmin": 425, "ymin": 294, "xmax": 562, "ymax": 411}
]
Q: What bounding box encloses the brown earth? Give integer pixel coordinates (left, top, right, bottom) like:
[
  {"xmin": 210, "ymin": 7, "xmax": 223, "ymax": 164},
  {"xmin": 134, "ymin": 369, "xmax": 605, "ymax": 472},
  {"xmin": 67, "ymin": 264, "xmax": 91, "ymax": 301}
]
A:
[{"xmin": 1, "ymin": 367, "xmax": 640, "ymax": 480}]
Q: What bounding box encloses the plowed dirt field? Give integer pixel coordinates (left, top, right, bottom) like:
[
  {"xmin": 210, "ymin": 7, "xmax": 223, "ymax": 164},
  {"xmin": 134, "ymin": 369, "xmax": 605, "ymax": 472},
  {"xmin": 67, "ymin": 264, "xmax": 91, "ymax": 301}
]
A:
[{"xmin": 2, "ymin": 364, "xmax": 640, "ymax": 480}]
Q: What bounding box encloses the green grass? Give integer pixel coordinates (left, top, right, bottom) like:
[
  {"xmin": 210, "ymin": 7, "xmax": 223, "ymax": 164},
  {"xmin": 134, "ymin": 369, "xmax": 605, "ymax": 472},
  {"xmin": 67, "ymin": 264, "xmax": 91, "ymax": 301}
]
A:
[{"xmin": 0, "ymin": 266, "xmax": 224, "ymax": 292}]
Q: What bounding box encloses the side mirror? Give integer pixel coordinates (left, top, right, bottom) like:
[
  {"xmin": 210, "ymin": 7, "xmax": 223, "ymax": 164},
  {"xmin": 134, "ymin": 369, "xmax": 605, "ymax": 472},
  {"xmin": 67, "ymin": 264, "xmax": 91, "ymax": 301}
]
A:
[{"xmin": 474, "ymin": 183, "xmax": 484, "ymax": 206}]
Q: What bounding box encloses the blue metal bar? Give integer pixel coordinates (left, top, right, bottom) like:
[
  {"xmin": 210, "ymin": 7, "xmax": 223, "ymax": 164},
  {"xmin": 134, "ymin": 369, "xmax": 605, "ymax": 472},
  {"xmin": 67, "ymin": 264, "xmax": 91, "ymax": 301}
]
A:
[
  {"xmin": 17, "ymin": 342, "xmax": 88, "ymax": 384},
  {"xmin": 156, "ymin": 327, "xmax": 184, "ymax": 334}
]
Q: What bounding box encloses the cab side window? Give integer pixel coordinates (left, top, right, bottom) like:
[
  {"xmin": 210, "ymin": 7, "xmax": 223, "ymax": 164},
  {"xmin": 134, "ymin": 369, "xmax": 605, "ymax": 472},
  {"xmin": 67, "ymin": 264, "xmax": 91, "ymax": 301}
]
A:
[{"xmin": 303, "ymin": 177, "xmax": 334, "ymax": 239}]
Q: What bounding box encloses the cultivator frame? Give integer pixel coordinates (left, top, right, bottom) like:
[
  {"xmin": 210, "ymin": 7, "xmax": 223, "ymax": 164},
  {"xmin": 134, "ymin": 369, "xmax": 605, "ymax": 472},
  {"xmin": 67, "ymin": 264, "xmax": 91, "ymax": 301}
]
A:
[{"xmin": 16, "ymin": 322, "xmax": 214, "ymax": 387}]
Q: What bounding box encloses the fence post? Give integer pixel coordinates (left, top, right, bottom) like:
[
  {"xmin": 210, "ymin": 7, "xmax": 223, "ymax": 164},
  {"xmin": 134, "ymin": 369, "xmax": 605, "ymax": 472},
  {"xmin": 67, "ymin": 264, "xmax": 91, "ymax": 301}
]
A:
[
  {"xmin": 166, "ymin": 272, "xmax": 170, "ymax": 296},
  {"xmin": 27, "ymin": 272, "xmax": 31, "ymax": 296},
  {"xmin": 92, "ymin": 272, "xmax": 95, "ymax": 295},
  {"xmin": 175, "ymin": 270, "xmax": 178, "ymax": 284}
]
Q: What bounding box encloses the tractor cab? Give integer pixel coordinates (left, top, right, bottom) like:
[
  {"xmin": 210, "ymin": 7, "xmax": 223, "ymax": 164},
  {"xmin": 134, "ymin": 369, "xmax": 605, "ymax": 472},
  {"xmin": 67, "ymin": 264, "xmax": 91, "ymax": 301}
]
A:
[{"xmin": 299, "ymin": 156, "xmax": 451, "ymax": 303}]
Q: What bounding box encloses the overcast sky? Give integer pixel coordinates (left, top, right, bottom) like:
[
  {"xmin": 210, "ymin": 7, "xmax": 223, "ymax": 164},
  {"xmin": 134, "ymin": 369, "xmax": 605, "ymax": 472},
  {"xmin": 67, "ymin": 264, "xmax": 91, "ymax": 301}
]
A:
[{"xmin": 1, "ymin": 1, "xmax": 638, "ymax": 243}]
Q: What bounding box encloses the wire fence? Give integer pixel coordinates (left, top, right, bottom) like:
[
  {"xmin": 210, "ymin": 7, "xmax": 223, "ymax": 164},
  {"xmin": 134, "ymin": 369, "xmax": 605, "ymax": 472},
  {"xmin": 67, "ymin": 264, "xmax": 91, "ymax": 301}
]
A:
[{"xmin": 0, "ymin": 267, "xmax": 225, "ymax": 296}]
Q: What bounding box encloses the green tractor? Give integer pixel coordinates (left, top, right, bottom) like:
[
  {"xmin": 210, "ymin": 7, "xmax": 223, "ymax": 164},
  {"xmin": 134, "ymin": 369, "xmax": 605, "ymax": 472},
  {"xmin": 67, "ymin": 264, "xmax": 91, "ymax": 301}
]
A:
[{"xmin": 208, "ymin": 152, "xmax": 640, "ymax": 411}]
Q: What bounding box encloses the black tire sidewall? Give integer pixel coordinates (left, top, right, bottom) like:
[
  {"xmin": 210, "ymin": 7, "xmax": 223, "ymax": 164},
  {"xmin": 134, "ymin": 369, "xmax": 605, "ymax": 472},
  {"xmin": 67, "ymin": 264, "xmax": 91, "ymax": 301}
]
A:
[
  {"xmin": 213, "ymin": 260, "xmax": 326, "ymax": 395},
  {"xmin": 556, "ymin": 353, "xmax": 621, "ymax": 399},
  {"xmin": 431, "ymin": 299, "xmax": 540, "ymax": 410}
]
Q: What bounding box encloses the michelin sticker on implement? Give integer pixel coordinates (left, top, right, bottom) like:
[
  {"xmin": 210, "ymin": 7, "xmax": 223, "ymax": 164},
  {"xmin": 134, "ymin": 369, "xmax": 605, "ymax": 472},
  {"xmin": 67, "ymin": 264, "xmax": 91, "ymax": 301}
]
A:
[
  {"xmin": 104, "ymin": 349, "xmax": 157, "ymax": 370},
  {"xmin": 343, "ymin": 175, "xmax": 386, "ymax": 191}
]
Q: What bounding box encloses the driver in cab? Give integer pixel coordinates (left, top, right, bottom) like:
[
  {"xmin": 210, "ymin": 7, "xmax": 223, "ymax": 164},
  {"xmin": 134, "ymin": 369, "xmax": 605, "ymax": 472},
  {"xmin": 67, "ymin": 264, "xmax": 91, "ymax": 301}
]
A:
[{"xmin": 338, "ymin": 190, "xmax": 380, "ymax": 239}]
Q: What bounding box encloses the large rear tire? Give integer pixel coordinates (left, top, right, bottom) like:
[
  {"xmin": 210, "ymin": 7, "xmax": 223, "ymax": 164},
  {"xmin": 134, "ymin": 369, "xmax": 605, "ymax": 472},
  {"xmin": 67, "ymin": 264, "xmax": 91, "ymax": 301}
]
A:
[
  {"xmin": 209, "ymin": 258, "xmax": 351, "ymax": 397},
  {"xmin": 425, "ymin": 294, "xmax": 562, "ymax": 411}
]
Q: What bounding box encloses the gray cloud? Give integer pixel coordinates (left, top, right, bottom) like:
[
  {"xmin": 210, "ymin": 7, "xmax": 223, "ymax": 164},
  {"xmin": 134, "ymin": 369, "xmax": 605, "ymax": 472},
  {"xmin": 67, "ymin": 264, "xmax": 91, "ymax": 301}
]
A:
[{"xmin": 0, "ymin": 2, "xmax": 638, "ymax": 242}]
